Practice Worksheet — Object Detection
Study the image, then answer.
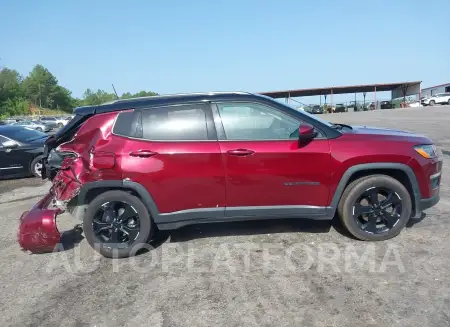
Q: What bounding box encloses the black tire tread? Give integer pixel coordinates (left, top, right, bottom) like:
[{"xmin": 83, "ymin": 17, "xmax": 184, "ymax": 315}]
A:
[
  {"xmin": 338, "ymin": 174, "xmax": 412, "ymax": 241},
  {"xmin": 83, "ymin": 190, "xmax": 153, "ymax": 258}
]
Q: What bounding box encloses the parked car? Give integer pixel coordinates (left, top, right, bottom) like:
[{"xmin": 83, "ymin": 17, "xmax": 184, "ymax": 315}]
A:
[
  {"xmin": 311, "ymin": 105, "xmax": 323, "ymax": 114},
  {"xmin": 0, "ymin": 126, "xmax": 47, "ymax": 179},
  {"xmin": 346, "ymin": 101, "xmax": 362, "ymax": 111},
  {"xmin": 380, "ymin": 101, "xmax": 393, "ymax": 109},
  {"xmin": 39, "ymin": 116, "xmax": 69, "ymax": 128},
  {"xmin": 366, "ymin": 102, "xmax": 376, "ymax": 110},
  {"xmin": 18, "ymin": 91, "xmax": 442, "ymax": 258},
  {"xmin": 12, "ymin": 120, "xmax": 51, "ymax": 133},
  {"xmin": 334, "ymin": 104, "xmax": 346, "ymax": 113},
  {"xmin": 421, "ymin": 93, "xmax": 450, "ymax": 106},
  {"xmin": 2, "ymin": 118, "xmax": 18, "ymax": 124}
]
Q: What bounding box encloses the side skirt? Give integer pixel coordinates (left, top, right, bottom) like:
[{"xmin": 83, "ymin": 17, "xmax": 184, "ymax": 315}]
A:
[{"xmin": 155, "ymin": 206, "xmax": 334, "ymax": 230}]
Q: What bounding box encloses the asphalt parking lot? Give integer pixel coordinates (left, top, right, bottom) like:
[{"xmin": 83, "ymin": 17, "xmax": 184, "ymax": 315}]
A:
[{"xmin": 1, "ymin": 106, "xmax": 449, "ymax": 327}]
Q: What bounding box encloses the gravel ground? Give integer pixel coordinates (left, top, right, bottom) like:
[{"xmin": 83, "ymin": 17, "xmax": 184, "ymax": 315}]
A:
[{"xmin": 0, "ymin": 106, "xmax": 449, "ymax": 327}]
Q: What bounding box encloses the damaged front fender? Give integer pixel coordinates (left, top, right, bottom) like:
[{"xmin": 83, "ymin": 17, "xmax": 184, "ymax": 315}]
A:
[{"xmin": 18, "ymin": 193, "xmax": 62, "ymax": 254}]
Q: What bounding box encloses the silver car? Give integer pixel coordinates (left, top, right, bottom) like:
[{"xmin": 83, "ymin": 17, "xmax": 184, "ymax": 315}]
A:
[
  {"xmin": 39, "ymin": 116, "xmax": 69, "ymax": 128},
  {"xmin": 12, "ymin": 120, "xmax": 51, "ymax": 133}
]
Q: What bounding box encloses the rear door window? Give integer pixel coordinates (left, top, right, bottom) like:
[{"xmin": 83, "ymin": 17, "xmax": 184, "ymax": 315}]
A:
[
  {"xmin": 113, "ymin": 104, "xmax": 216, "ymax": 141},
  {"xmin": 141, "ymin": 106, "xmax": 209, "ymax": 140}
]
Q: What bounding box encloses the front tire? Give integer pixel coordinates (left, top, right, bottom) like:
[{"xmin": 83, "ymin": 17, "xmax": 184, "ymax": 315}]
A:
[
  {"xmin": 57, "ymin": 123, "xmax": 63, "ymax": 128},
  {"xmin": 429, "ymin": 100, "xmax": 435, "ymax": 106},
  {"xmin": 30, "ymin": 155, "xmax": 44, "ymax": 178},
  {"xmin": 338, "ymin": 175, "xmax": 412, "ymax": 241},
  {"xmin": 83, "ymin": 190, "xmax": 153, "ymax": 258}
]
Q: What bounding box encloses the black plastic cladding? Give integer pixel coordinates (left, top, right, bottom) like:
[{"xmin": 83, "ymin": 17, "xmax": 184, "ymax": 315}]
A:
[{"xmin": 73, "ymin": 92, "xmax": 342, "ymax": 139}]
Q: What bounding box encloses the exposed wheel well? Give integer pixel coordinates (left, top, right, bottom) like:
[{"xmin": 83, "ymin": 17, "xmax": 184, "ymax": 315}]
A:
[{"xmin": 343, "ymin": 168, "xmax": 415, "ymax": 213}]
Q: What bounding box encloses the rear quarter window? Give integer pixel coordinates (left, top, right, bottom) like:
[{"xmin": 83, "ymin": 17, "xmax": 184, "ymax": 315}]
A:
[{"xmin": 112, "ymin": 110, "xmax": 142, "ymax": 138}]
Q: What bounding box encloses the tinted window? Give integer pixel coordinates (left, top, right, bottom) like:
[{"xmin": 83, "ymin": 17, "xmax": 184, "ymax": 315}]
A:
[
  {"xmin": 113, "ymin": 110, "xmax": 142, "ymax": 138},
  {"xmin": 140, "ymin": 105, "xmax": 209, "ymax": 141},
  {"xmin": 217, "ymin": 102, "xmax": 299, "ymax": 140},
  {"xmin": 0, "ymin": 127, "xmax": 46, "ymax": 143}
]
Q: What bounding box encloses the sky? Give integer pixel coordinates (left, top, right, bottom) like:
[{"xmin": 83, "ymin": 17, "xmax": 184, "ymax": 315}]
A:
[{"xmin": 1, "ymin": 0, "xmax": 449, "ymax": 104}]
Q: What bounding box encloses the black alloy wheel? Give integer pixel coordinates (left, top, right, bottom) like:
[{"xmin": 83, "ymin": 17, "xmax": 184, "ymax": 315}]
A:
[
  {"xmin": 353, "ymin": 186, "xmax": 402, "ymax": 234},
  {"xmin": 338, "ymin": 175, "xmax": 412, "ymax": 241},
  {"xmin": 92, "ymin": 201, "xmax": 141, "ymax": 246},
  {"xmin": 83, "ymin": 190, "xmax": 153, "ymax": 258}
]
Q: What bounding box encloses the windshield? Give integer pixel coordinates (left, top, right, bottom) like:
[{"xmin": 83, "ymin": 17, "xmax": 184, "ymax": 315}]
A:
[
  {"xmin": 1, "ymin": 127, "xmax": 47, "ymax": 143},
  {"xmin": 283, "ymin": 102, "xmax": 334, "ymax": 127}
]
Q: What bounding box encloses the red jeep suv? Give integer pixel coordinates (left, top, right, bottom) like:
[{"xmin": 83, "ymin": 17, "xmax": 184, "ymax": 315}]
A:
[{"xmin": 18, "ymin": 92, "xmax": 442, "ymax": 258}]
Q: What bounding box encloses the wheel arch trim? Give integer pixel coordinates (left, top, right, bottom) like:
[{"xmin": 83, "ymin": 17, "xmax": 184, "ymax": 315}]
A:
[
  {"xmin": 77, "ymin": 180, "xmax": 160, "ymax": 218},
  {"xmin": 329, "ymin": 162, "xmax": 421, "ymax": 217}
]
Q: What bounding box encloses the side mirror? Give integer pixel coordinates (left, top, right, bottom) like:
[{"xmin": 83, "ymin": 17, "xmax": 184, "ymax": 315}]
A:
[
  {"xmin": 2, "ymin": 140, "xmax": 18, "ymax": 149},
  {"xmin": 298, "ymin": 123, "xmax": 317, "ymax": 144}
]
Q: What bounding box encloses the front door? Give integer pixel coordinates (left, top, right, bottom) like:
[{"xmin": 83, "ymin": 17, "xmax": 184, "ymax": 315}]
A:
[
  {"xmin": 0, "ymin": 136, "xmax": 27, "ymax": 176},
  {"xmin": 213, "ymin": 101, "xmax": 331, "ymax": 217}
]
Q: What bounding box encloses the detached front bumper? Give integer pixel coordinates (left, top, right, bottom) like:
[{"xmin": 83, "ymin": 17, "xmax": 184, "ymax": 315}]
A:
[{"xmin": 18, "ymin": 193, "xmax": 62, "ymax": 253}]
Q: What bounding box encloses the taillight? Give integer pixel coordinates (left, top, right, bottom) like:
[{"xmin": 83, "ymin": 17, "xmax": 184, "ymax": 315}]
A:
[{"xmin": 90, "ymin": 151, "xmax": 116, "ymax": 169}]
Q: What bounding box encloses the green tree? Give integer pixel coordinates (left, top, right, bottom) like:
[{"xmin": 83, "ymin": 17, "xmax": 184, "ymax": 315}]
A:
[
  {"xmin": 82, "ymin": 88, "xmax": 116, "ymax": 106},
  {"xmin": 120, "ymin": 90, "xmax": 158, "ymax": 99},
  {"xmin": 0, "ymin": 68, "xmax": 23, "ymax": 103},
  {"xmin": 0, "ymin": 68, "xmax": 30, "ymax": 117},
  {"xmin": 52, "ymin": 85, "xmax": 74, "ymax": 111},
  {"xmin": 21, "ymin": 64, "xmax": 58, "ymax": 108}
]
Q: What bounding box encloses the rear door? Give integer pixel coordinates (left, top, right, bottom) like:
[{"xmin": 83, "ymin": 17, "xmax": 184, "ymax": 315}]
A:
[
  {"xmin": 212, "ymin": 101, "xmax": 331, "ymax": 218},
  {"xmin": 116, "ymin": 103, "xmax": 226, "ymax": 223}
]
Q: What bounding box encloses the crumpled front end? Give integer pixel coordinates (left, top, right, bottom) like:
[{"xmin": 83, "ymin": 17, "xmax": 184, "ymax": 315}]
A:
[{"xmin": 18, "ymin": 193, "xmax": 62, "ymax": 253}]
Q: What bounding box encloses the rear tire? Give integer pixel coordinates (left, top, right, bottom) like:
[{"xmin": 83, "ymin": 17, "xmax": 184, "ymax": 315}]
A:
[
  {"xmin": 36, "ymin": 127, "xmax": 43, "ymax": 132},
  {"xmin": 338, "ymin": 175, "xmax": 412, "ymax": 241},
  {"xmin": 83, "ymin": 190, "xmax": 153, "ymax": 258},
  {"xmin": 57, "ymin": 123, "xmax": 63, "ymax": 128}
]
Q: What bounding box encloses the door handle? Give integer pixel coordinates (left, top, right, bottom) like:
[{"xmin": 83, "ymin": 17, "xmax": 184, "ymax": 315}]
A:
[
  {"xmin": 129, "ymin": 150, "xmax": 157, "ymax": 158},
  {"xmin": 226, "ymin": 149, "xmax": 255, "ymax": 156}
]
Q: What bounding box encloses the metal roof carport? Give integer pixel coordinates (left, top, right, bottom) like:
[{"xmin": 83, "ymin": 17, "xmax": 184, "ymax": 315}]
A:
[{"xmin": 258, "ymin": 81, "xmax": 422, "ymax": 109}]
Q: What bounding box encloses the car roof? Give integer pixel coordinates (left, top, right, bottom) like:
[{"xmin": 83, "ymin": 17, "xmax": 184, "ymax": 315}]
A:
[
  {"xmin": 0, "ymin": 125, "xmax": 32, "ymax": 134},
  {"xmin": 74, "ymin": 91, "xmax": 273, "ymax": 115}
]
